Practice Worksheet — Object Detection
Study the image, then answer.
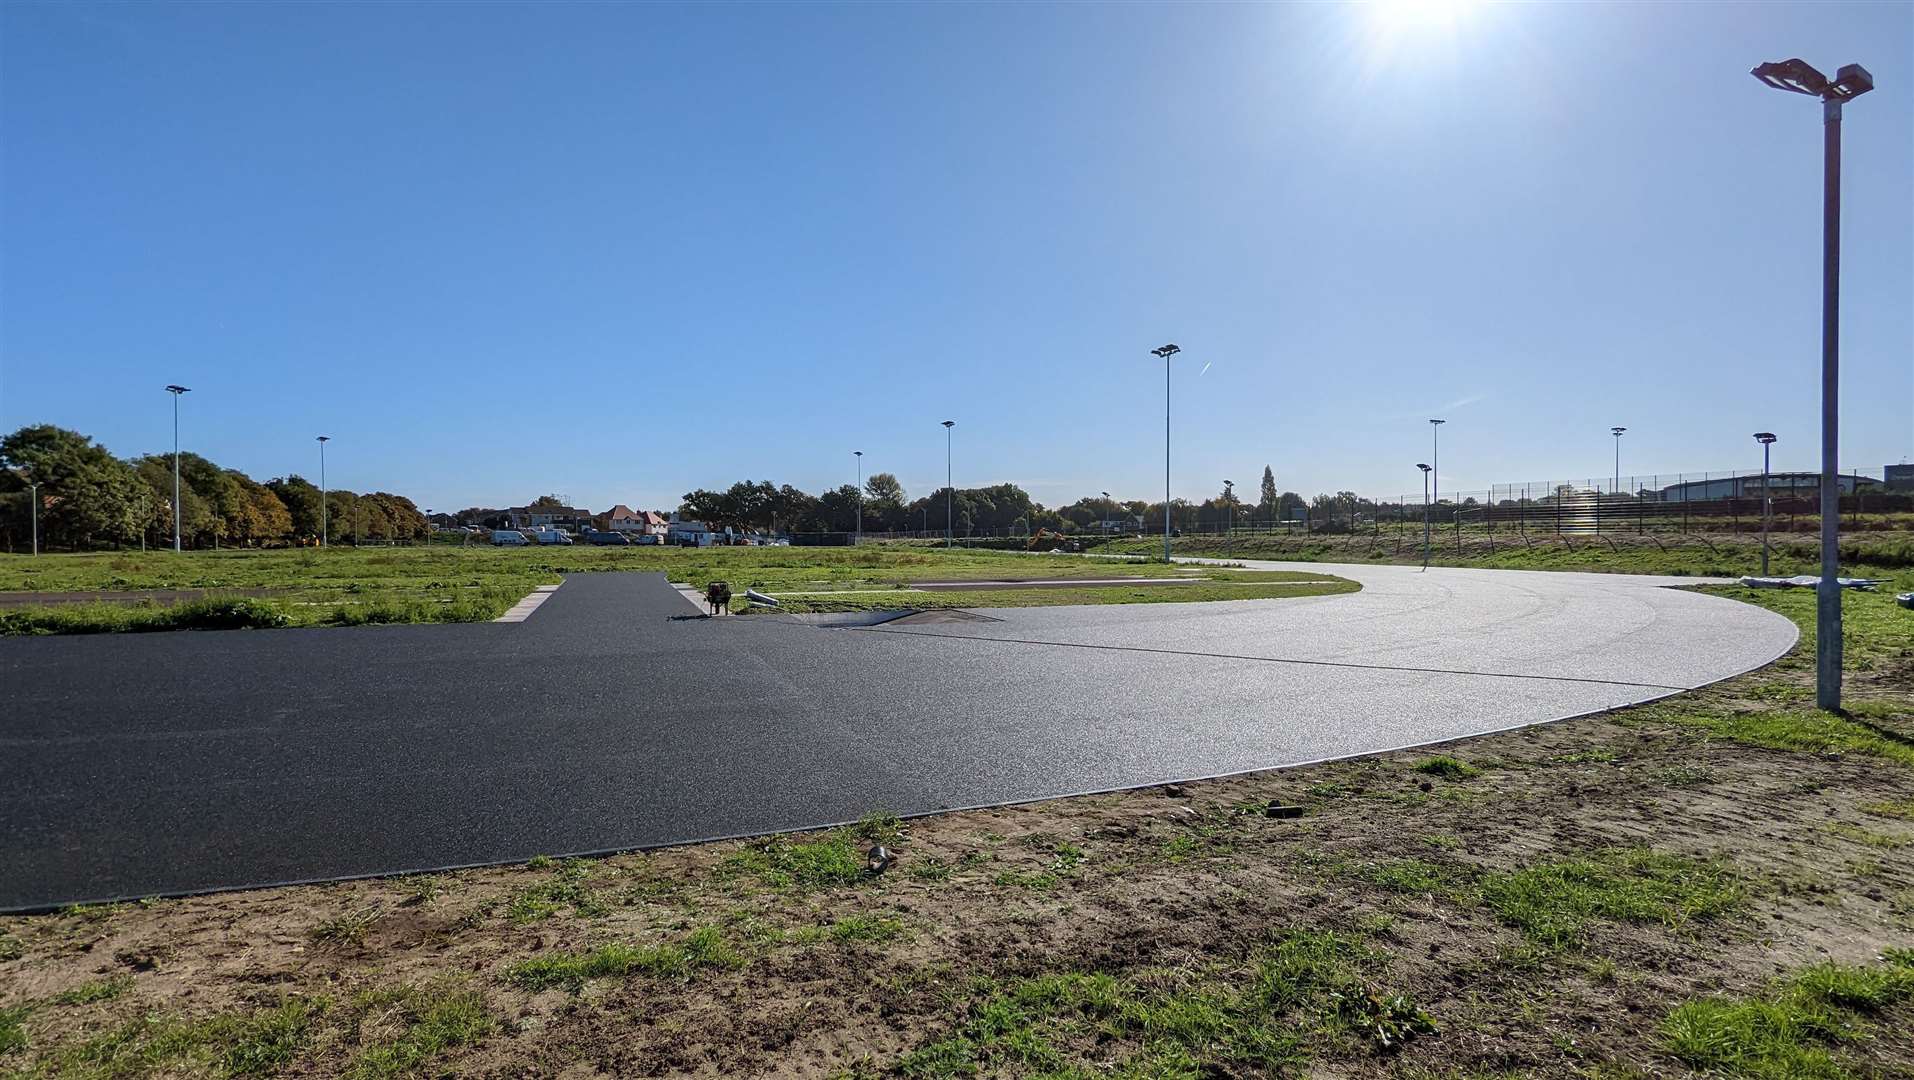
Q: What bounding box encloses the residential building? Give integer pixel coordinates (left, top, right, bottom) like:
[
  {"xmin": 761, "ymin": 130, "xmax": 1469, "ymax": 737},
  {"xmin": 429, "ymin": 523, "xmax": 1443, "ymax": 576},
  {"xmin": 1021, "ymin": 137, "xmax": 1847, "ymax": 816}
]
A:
[
  {"xmin": 504, "ymin": 505, "xmax": 594, "ymax": 533},
  {"xmin": 603, "ymin": 505, "xmax": 669, "ymax": 537},
  {"xmin": 667, "ymin": 515, "xmax": 714, "ymax": 547}
]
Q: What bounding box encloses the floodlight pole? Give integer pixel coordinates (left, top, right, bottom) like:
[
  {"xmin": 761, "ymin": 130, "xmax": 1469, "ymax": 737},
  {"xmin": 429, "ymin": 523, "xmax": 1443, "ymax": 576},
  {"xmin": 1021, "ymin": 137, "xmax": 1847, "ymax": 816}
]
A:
[
  {"xmin": 1429, "ymin": 419, "xmax": 1444, "ymax": 511},
  {"xmin": 317, "ymin": 436, "xmax": 331, "ymax": 548},
  {"xmin": 1417, "ymin": 465, "xmax": 1432, "ymax": 569},
  {"xmin": 941, "ymin": 421, "xmax": 954, "ymax": 549},
  {"xmin": 1611, "ymin": 427, "xmax": 1626, "ymax": 494},
  {"xmin": 1153, "ymin": 344, "xmax": 1181, "ymax": 562},
  {"xmin": 1815, "ymin": 95, "xmax": 1845, "ymax": 710},
  {"xmin": 1755, "ymin": 433, "xmax": 1777, "ymax": 575},
  {"xmin": 165, "ymin": 385, "xmax": 190, "ymax": 552},
  {"xmin": 1223, "ymin": 480, "xmax": 1234, "ymax": 559},
  {"xmin": 1751, "ymin": 57, "xmax": 1871, "ymax": 711},
  {"xmin": 854, "ymin": 450, "xmax": 863, "ymax": 545},
  {"xmin": 26, "ymin": 481, "xmax": 40, "ymax": 556}
]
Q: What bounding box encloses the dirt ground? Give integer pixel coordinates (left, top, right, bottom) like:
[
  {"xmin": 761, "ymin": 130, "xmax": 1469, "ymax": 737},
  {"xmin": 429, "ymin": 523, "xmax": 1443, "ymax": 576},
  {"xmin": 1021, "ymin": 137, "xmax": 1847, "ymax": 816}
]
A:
[{"xmin": 4, "ymin": 591, "xmax": 1912, "ymax": 1079}]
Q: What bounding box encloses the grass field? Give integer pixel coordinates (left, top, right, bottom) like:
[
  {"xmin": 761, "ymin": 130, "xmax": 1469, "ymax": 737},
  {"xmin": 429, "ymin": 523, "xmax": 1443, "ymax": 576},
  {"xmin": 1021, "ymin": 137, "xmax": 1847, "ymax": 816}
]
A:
[
  {"xmin": 0, "ymin": 546, "xmax": 1356, "ymax": 633},
  {"xmin": 1, "ymin": 576, "xmax": 1908, "ymax": 1077},
  {"xmin": 1092, "ymin": 529, "xmax": 1914, "ymax": 588}
]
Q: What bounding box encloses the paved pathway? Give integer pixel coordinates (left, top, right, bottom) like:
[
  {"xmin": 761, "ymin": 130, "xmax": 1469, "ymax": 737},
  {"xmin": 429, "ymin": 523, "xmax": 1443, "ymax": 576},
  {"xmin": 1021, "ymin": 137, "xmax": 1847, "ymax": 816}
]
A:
[{"xmin": 0, "ymin": 565, "xmax": 1795, "ymax": 910}]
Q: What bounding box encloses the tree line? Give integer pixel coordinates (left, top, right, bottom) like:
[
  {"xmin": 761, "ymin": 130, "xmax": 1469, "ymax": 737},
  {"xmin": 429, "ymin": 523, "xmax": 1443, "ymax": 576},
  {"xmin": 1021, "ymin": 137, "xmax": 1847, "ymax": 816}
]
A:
[
  {"xmin": 676, "ymin": 465, "xmax": 1354, "ymax": 537},
  {"xmin": 0, "ymin": 424, "xmax": 428, "ymax": 552}
]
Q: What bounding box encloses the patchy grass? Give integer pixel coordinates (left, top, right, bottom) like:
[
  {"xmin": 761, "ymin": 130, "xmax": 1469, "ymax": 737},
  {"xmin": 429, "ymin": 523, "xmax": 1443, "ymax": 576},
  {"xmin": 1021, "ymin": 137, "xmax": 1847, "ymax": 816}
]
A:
[
  {"xmin": 721, "ymin": 830, "xmax": 871, "ymax": 890},
  {"xmin": 48, "ymin": 976, "xmax": 132, "ymax": 1007},
  {"xmin": 1411, "ymin": 755, "xmax": 1482, "ymax": 780},
  {"xmin": 309, "ymin": 905, "xmax": 383, "ymax": 947},
  {"xmin": 1662, "ymin": 953, "xmax": 1914, "ymax": 1079},
  {"xmin": 503, "ymin": 859, "xmax": 607, "ymax": 922},
  {"xmin": 347, "ymin": 985, "xmax": 493, "ymax": 1079},
  {"xmin": 15, "ymin": 995, "xmax": 327, "ymax": 1079},
  {"xmin": 503, "ymin": 926, "xmax": 742, "ymax": 992},
  {"xmin": 787, "ymin": 913, "xmax": 911, "ymax": 945},
  {"xmin": 1, "ymin": 1004, "xmax": 28, "ymax": 1055},
  {"xmin": 1480, "ymin": 849, "xmax": 1745, "ymax": 948},
  {"xmin": 895, "ymin": 929, "xmax": 1434, "ymax": 1076}
]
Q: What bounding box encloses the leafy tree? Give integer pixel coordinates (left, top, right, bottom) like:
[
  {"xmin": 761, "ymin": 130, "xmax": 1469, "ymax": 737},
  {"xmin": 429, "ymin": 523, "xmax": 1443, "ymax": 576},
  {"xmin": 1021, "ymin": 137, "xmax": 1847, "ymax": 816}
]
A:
[
  {"xmin": 863, "ymin": 472, "xmax": 906, "ymax": 529},
  {"xmin": 816, "ymin": 484, "xmax": 863, "ymax": 532},
  {"xmin": 0, "ymin": 425, "xmax": 146, "ymax": 550},
  {"xmin": 266, "ymin": 475, "xmax": 325, "ymax": 539},
  {"xmin": 679, "ymin": 489, "xmax": 726, "ymax": 524},
  {"xmin": 864, "ymin": 472, "xmax": 904, "ymax": 505}
]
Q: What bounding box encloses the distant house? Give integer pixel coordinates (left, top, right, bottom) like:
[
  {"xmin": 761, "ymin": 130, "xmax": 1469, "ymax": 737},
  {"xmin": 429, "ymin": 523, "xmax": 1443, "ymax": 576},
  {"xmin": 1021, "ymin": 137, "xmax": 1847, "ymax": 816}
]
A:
[
  {"xmin": 505, "ymin": 505, "xmax": 594, "ymax": 533},
  {"xmin": 667, "ymin": 515, "xmax": 714, "ymax": 547},
  {"xmin": 604, "ymin": 505, "xmax": 670, "ymax": 537}
]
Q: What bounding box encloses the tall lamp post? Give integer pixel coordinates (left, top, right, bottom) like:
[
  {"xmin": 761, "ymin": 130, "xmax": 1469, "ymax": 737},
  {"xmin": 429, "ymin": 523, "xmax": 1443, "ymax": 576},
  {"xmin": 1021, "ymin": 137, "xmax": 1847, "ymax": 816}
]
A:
[
  {"xmin": 1753, "ymin": 56, "xmax": 1873, "ymax": 713},
  {"xmin": 316, "ymin": 436, "xmax": 331, "ymax": 548},
  {"xmin": 1610, "ymin": 427, "xmax": 1627, "ymax": 494},
  {"xmin": 1754, "ymin": 432, "xmax": 1778, "ymax": 575},
  {"xmin": 853, "ymin": 450, "xmax": 863, "ymax": 545},
  {"xmin": 941, "ymin": 420, "xmax": 955, "ymax": 549},
  {"xmin": 1222, "ymin": 479, "xmax": 1234, "ymax": 558},
  {"xmin": 1428, "ymin": 418, "xmax": 1445, "ymax": 512},
  {"xmin": 1101, "ymin": 490, "xmax": 1112, "ymax": 534},
  {"xmin": 20, "ymin": 477, "xmax": 40, "ymax": 557},
  {"xmin": 165, "ymin": 385, "xmax": 190, "ymax": 552},
  {"xmin": 1153, "ymin": 343, "xmax": 1181, "ymax": 562},
  {"xmin": 1417, "ymin": 464, "xmax": 1433, "ymax": 569}
]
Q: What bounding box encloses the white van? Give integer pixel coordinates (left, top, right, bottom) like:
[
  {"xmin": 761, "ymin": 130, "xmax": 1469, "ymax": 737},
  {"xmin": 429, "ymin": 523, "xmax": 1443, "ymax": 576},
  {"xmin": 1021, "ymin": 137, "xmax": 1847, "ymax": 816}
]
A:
[
  {"xmin": 534, "ymin": 529, "xmax": 572, "ymax": 545},
  {"xmin": 491, "ymin": 530, "xmax": 530, "ymax": 546}
]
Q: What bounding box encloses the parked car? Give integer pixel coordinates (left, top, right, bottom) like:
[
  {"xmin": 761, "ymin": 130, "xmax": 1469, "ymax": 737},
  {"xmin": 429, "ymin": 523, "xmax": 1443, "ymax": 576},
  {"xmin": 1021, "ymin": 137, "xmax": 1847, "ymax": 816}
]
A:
[
  {"xmin": 491, "ymin": 529, "xmax": 529, "ymax": 546},
  {"xmin": 634, "ymin": 534, "xmax": 662, "ymax": 545},
  {"xmin": 534, "ymin": 529, "xmax": 573, "ymax": 545},
  {"xmin": 586, "ymin": 531, "xmax": 631, "ymax": 546}
]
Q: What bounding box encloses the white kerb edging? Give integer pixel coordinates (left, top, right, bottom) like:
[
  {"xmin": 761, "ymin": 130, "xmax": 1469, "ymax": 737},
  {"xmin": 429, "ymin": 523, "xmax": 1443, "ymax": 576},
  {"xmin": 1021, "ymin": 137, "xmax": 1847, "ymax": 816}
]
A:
[{"xmin": 494, "ymin": 583, "xmax": 561, "ymax": 623}]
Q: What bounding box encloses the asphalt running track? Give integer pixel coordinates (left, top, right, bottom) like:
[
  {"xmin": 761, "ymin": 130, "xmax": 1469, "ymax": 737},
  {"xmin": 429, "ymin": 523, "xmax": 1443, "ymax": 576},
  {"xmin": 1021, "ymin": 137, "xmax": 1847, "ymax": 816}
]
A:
[{"xmin": 0, "ymin": 563, "xmax": 1797, "ymax": 911}]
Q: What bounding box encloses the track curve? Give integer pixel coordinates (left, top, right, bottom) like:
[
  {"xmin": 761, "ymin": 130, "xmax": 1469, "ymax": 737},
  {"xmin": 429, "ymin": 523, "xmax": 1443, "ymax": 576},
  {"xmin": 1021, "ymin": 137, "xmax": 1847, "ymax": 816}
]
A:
[{"xmin": 0, "ymin": 565, "xmax": 1796, "ymax": 910}]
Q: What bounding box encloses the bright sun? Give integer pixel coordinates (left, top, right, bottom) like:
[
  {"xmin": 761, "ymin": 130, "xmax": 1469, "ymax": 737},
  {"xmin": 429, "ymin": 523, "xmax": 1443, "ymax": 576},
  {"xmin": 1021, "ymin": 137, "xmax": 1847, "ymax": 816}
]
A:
[{"xmin": 1367, "ymin": 0, "xmax": 1482, "ymax": 32}]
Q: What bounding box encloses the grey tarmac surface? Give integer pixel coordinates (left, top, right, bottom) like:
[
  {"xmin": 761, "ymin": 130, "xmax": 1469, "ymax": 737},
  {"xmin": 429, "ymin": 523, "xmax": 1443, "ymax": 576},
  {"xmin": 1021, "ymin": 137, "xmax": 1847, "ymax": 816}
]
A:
[{"xmin": 0, "ymin": 563, "xmax": 1796, "ymax": 911}]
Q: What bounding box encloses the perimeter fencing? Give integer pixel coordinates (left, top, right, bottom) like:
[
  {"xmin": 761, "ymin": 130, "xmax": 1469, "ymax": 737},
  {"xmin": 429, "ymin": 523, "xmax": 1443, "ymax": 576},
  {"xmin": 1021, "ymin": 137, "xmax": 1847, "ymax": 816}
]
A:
[
  {"xmin": 1275, "ymin": 465, "xmax": 1910, "ymax": 541},
  {"xmin": 793, "ymin": 465, "xmax": 1912, "ymax": 546}
]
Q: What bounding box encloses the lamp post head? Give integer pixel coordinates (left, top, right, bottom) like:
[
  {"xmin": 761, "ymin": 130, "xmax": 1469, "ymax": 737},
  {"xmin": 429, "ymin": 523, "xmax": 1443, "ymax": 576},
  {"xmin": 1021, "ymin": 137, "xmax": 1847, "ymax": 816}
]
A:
[
  {"xmin": 854, "ymin": 450, "xmax": 862, "ymax": 457},
  {"xmin": 316, "ymin": 435, "xmax": 330, "ymax": 443},
  {"xmin": 941, "ymin": 420, "xmax": 954, "ymax": 429},
  {"xmin": 1151, "ymin": 343, "xmax": 1181, "ymax": 360},
  {"xmin": 1429, "ymin": 418, "xmax": 1445, "ymax": 426},
  {"xmin": 1753, "ymin": 59, "xmax": 1872, "ymax": 101},
  {"xmin": 1611, "ymin": 427, "xmax": 1627, "ymax": 437},
  {"xmin": 1754, "ymin": 432, "xmax": 1777, "ymax": 445},
  {"xmin": 165, "ymin": 384, "xmax": 190, "ymax": 395},
  {"xmin": 1416, "ymin": 463, "xmax": 1432, "ymax": 473}
]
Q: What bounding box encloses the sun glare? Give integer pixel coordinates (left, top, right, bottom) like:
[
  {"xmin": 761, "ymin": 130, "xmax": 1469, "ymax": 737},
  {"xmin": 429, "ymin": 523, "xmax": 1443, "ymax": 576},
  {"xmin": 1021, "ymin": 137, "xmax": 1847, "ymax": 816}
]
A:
[{"xmin": 1367, "ymin": 0, "xmax": 1481, "ymax": 33}]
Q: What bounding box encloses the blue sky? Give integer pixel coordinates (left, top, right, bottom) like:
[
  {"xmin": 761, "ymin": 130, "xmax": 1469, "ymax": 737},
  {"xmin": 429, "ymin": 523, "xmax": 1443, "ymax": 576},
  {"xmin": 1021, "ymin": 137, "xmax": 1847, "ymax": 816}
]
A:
[{"xmin": 3, "ymin": 1, "xmax": 1909, "ymax": 512}]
